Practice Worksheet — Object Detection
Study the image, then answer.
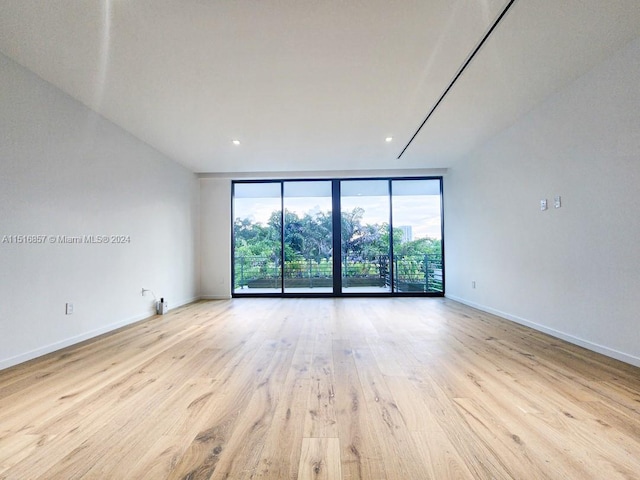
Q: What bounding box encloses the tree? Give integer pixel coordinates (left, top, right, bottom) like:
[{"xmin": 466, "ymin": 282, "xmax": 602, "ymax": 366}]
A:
[
  {"xmin": 395, "ymin": 237, "xmax": 441, "ymax": 257},
  {"xmin": 234, "ymin": 206, "xmax": 442, "ymax": 286},
  {"xmin": 340, "ymin": 207, "xmax": 365, "ymax": 255}
]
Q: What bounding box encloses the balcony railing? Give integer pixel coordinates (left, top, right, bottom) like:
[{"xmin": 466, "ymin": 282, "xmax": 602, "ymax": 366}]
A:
[{"xmin": 234, "ymin": 253, "xmax": 442, "ymax": 292}]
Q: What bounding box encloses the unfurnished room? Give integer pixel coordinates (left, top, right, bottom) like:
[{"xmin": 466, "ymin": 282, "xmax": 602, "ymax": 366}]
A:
[{"xmin": 1, "ymin": 1, "xmax": 639, "ymax": 479}]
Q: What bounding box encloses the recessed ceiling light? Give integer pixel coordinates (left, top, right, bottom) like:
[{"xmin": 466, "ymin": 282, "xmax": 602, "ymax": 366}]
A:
[
  {"xmin": 385, "ymin": 137, "xmax": 393, "ymax": 142},
  {"xmin": 232, "ymin": 139, "xmax": 241, "ymax": 145}
]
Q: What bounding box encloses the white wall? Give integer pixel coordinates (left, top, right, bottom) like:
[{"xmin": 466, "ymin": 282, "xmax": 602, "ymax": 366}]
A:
[
  {"xmin": 199, "ymin": 178, "xmax": 232, "ymax": 299},
  {"xmin": 0, "ymin": 54, "xmax": 200, "ymax": 370},
  {"xmin": 444, "ymin": 38, "xmax": 640, "ymax": 366}
]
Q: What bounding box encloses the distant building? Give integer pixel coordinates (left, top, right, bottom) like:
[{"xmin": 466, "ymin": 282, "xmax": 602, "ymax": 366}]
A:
[{"xmin": 399, "ymin": 225, "xmax": 413, "ymax": 243}]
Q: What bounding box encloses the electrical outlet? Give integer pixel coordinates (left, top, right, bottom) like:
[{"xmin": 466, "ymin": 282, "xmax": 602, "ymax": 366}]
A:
[
  {"xmin": 540, "ymin": 199, "xmax": 548, "ymax": 211},
  {"xmin": 66, "ymin": 303, "xmax": 74, "ymax": 315}
]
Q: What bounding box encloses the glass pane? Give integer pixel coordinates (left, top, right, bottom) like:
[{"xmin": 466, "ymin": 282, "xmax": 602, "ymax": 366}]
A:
[
  {"xmin": 233, "ymin": 182, "xmax": 282, "ymax": 294},
  {"xmin": 340, "ymin": 180, "xmax": 391, "ymax": 293},
  {"xmin": 391, "ymin": 179, "xmax": 443, "ymax": 292},
  {"xmin": 283, "ymin": 181, "xmax": 333, "ymax": 293}
]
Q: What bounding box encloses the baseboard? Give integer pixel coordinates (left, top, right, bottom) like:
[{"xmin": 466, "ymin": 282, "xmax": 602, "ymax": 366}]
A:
[
  {"xmin": 0, "ymin": 310, "xmax": 153, "ymax": 371},
  {"xmin": 0, "ymin": 295, "xmax": 202, "ymax": 372},
  {"xmin": 171, "ymin": 296, "xmax": 203, "ymax": 308},
  {"xmin": 200, "ymin": 295, "xmax": 232, "ymax": 300},
  {"xmin": 445, "ymin": 294, "xmax": 640, "ymax": 368}
]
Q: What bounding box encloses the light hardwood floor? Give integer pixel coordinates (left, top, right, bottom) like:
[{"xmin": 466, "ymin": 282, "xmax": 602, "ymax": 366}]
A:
[{"xmin": 1, "ymin": 298, "xmax": 639, "ymax": 479}]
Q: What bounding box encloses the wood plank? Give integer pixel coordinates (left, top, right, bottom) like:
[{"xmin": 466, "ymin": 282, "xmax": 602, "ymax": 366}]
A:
[
  {"xmin": 303, "ymin": 333, "xmax": 338, "ymax": 438},
  {"xmin": 332, "ymin": 340, "xmax": 388, "ymax": 480},
  {"xmin": 411, "ymin": 431, "xmax": 476, "ymax": 480},
  {"xmin": 351, "ymin": 344, "xmax": 431, "ymax": 479},
  {"xmin": 297, "ymin": 438, "xmax": 341, "ymax": 480}
]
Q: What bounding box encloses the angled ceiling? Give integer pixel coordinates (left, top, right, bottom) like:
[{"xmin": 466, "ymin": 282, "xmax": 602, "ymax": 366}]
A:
[{"xmin": 1, "ymin": 0, "xmax": 639, "ymax": 174}]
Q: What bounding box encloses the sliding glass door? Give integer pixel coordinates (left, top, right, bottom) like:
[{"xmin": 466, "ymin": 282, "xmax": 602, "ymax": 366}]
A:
[
  {"xmin": 232, "ymin": 177, "xmax": 443, "ymax": 296},
  {"xmin": 283, "ymin": 181, "xmax": 333, "ymax": 293},
  {"xmin": 340, "ymin": 180, "xmax": 391, "ymax": 293},
  {"xmin": 391, "ymin": 179, "xmax": 443, "ymax": 293},
  {"xmin": 233, "ymin": 182, "xmax": 282, "ymax": 293}
]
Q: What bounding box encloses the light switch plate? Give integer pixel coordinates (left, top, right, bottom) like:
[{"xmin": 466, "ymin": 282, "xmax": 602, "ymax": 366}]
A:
[
  {"xmin": 540, "ymin": 199, "xmax": 548, "ymax": 211},
  {"xmin": 554, "ymin": 196, "xmax": 562, "ymax": 208}
]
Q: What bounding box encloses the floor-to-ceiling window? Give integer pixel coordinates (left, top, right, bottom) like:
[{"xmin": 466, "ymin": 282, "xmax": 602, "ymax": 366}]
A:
[
  {"xmin": 233, "ymin": 182, "xmax": 282, "ymax": 293},
  {"xmin": 283, "ymin": 181, "xmax": 333, "ymax": 294},
  {"xmin": 340, "ymin": 179, "xmax": 392, "ymax": 293},
  {"xmin": 232, "ymin": 177, "xmax": 443, "ymax": 296},
  {"xmin": 391, "ymin": 179, "xmax": 443, "ymax": 293}
]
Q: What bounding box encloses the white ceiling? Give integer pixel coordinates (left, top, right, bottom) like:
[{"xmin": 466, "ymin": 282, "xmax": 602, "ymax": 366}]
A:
[{"xmin": 1, "ymin": 1, "xmax": 639, "ymax": 174}]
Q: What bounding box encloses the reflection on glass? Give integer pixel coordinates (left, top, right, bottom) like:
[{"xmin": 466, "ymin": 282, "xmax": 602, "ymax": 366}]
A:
[
  {"xmin": 391, "ymin": 179, "xmax": 443, "ymax": 292},
  {"xmin": 340, "ymin": 180, "xmax": 391, "ymax": 293},
  {"xmin": 283, "ymin": 181, "xmax": 333, "ymax": 293},
  {"xmin": 233, "ymin": 182, "xmax": 282, "ymax": 294}
]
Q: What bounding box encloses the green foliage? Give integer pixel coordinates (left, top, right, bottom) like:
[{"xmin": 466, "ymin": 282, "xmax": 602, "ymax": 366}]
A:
[
  {"xmin": 395, "ymin": 236, "xmax": 442, "ymax": 257},
  {"xmin": 233, "ymin": 207, "xmax": 442, "ymax": 290}
]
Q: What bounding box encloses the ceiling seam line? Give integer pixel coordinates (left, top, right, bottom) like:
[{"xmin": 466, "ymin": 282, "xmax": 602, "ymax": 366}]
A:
[{"xmin": 397, "ymin": 0, "xmax": 520, "ymax": 160}]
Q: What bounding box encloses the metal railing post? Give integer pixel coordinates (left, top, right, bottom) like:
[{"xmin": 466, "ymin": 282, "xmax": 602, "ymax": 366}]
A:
[{"xmin": 424, "ymin": 254, "xmax": 429, "ymax": 292}]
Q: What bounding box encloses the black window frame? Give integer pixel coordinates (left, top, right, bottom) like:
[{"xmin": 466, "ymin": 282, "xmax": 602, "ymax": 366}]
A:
[{"xmin": 231, "ymin": 176, "xmax": 444, "ymax": 298}]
